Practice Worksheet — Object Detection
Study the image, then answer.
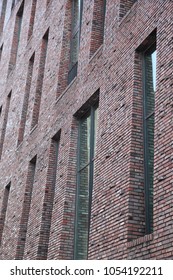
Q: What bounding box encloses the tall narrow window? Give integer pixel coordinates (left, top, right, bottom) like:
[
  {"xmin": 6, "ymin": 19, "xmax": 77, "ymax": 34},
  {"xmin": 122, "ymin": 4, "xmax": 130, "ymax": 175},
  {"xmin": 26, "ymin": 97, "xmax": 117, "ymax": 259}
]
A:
[
  {"xmin": 0, "ymin": 182, "xmax": 11, "ymax": 246},
  {"xmin": 37, "ymin": 132, "xmax": 60, "ymax": 259},
  {"xmin": 8, "ymin": 1, "xmax": 24, "ymax": 73},
  {"xmin": 46, "ymin": 0, "xmax": 51, "ymax": 6},
  {"xmin": 128, "ymin": 31, "xmax": 156, "ymax": 241},
  {"xmin": 31, "ymin": 29, "xmax": 49, "ymax": 129},
  {"xmin": 11, "ymin": 0, "xmax": 15, "ymax": 11},
  {"xmin": 15, "ymin": 156, "xmax": 37, "ymax": 260},
  {"xmin": 68, "ymin": 0, "xmax": 83, "ymax": 84},
  {"xmin": 0, "ymin": 91, "xmax": 12, "ymax": 159},
  {"xmin": 0, "ymin": 0, "xmax": 7, "ymax": 35},
  {"xmin": 0, "ymin": 44, "xmax": 3, "ymax": 62},
  {"xmin": 74, "ymin": 105, "xmax": 98, "ymax": 259},
  {"xmin": 17, "ymin": 53, "xmax": 35, "ymax": 146},
  {"xmin": 143, "ymin": 43, "xmax": 156, "ymax": 234},
  {"xmin": 27, "ymin": 0, "xmax": 37, "ymax": 41},
  {"xmin": 90, "ymin": 0, "xmax": 106, "ymax": 57}
]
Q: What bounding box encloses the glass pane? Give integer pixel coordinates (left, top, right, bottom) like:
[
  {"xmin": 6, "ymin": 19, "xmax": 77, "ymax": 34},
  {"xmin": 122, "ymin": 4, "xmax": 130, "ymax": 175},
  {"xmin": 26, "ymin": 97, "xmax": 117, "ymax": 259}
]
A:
[
  {"xmin": 75, "ymin": 166, "xmax": 90, "ymax": 259},
  {"xmin": 145, "ymin": 49, "xmax": 156, "ymax": 117},
  {"xmin": 146, "ymin": 113, "xmax": 154, "ymax": 232},
  {"xmin": 94, "ymin": 107, "xmax": 98, "ymax": 157},
  {"xmin": 79, "ymin": 114, "xmax": 91, "ymax": 170},
  {"xmin": 70, "ymin": 31, "xmax": 79, "ymax": 68},
  {"xmin": 73, "ymin": 0, "xmax": 79, "ymax": 29}
]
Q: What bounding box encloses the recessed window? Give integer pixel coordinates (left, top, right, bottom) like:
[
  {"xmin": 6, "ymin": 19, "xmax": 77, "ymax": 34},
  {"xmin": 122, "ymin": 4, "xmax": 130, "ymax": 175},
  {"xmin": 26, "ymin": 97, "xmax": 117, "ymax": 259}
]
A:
[
  {"xmin": 0, "ymin": 44, "xmax": 3, "ymax": 61},
  {"xmin": 90, "ymin": 0, "xmax": 106, "ymax": 57},
  {"xmin": 128, "ymin": 31, "xmax": 156, "ymax": 241},
  {"xmin": 74, "ymin": 104, "xmax": 98, "ymax": 259},
  {"xmin": 143, "ymin": 43, "xmax": 156, "ymax": 234},
  {"xmin": 37, "ymin": 132, "xmax": 60, "ymax": 259},
  {"xmin": 15, "ymin": 155, "xmax": 37, "ymax": 259},
  {"xmin": 8, "ymin": 1, "xmax": 24, "ymax": 73},
  {"xmin": 68, "ymin": 0, "xmax": 83, "ymax": 84},
  {"xmin": 0, "ymin": 91, "xmax": 12, "ymax": 159},
  {"xmin": 0, "ymin": 0, "xmax": 8, "ymax": 35},
  {"xmin": 11, "ymin": 0, "xmax": 15, "ymax": 11},
  {"xmin": 18, "ymin": 52, "xmax": 35, "ymax": 145},
  {"xmin": 27, "ymin": 0, "xmax": 37, "ymax": 41},
  {"xmin": 31, "ymin": 29, "xmax": 49, "ymax": 129},
  {"xmin": 0, "ymin": 182, "xmax": 11, "ymax": 246}
]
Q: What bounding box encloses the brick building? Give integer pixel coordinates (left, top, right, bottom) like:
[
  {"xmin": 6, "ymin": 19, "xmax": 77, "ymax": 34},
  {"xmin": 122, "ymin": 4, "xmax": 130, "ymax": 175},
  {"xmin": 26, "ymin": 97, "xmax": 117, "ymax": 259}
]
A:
[{"xmin": 0, "ymin": 0, "xmax": 172, "ymax": 260}]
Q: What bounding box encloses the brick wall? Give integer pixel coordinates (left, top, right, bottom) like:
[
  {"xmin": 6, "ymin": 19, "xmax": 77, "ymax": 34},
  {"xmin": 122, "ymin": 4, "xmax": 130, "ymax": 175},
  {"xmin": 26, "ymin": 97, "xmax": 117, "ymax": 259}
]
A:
[{"xmin": 0, "ymin": 0, "xmax": 173, "ymax": 260}]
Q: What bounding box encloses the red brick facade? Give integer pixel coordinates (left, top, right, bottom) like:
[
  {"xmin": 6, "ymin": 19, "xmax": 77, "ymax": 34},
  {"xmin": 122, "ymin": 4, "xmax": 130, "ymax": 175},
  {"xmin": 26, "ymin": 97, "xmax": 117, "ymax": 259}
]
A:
[{"xmin": 0, "ymin": 0, "xmax": 173, "ymax": 260}]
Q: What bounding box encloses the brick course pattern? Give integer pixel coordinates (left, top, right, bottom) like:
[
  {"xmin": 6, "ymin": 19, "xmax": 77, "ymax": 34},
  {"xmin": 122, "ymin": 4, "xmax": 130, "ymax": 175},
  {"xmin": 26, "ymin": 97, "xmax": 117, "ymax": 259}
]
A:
[{"xmin": 0, "ymin": 0, "xmax": 173, "ymax": 260}]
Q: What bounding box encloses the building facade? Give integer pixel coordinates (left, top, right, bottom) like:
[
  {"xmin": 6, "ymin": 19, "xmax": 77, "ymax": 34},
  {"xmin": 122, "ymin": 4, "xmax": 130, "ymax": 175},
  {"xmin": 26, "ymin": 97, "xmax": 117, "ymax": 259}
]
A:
[{"xmin": 0, "ymin": 0, "xmax": 173, "ymax": 260}]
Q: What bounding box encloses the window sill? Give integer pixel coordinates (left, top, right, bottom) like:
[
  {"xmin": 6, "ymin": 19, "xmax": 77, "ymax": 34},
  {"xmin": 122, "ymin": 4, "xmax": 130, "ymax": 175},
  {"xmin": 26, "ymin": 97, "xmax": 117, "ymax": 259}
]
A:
[{"xmin": 127, "ymin": 233, "xmax": 153, "ymax": 249}]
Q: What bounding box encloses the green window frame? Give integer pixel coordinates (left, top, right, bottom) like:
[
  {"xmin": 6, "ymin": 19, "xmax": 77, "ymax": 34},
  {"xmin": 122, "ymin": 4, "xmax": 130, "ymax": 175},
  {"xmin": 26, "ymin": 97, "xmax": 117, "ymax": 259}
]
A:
[
  {"xmin": 74, "ymin": 104, "xmax": 98, "ymax": 259},
  {"xmin": 143, "ymin": 42, "xmax": 156, "ymax": 234},
  {"xmin": 68, "ymin": 0, "xmax": 83, "ymax": 84}
]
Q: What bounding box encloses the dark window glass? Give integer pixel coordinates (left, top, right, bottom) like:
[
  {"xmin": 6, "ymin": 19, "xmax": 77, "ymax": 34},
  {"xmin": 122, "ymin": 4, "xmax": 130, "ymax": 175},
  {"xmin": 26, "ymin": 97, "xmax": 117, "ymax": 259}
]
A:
[
  {"xmin": 143, "ymin": 45, "xmax": 156, "ymax": 234},
  {"xmin": 0, "ymin": 44, "xmax": 3, "ymax": 61},
  {"xmin": 75, "ymin": 106, "xmax": 98, "ymax": 259},
  {"xmin": 11, "ymin": 0, "xmax": 15, "ymax": 11},
  {"xmin": 0, "ymin": 183, "xmax": 11, "ymax": 246},
  {"xmin": 68, "ymin": 0, "xmax": 83, "ymax": 84}
]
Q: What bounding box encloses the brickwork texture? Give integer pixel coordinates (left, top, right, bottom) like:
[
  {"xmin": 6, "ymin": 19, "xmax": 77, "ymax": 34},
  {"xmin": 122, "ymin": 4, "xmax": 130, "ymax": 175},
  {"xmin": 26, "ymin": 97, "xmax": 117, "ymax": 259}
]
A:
[{"xmin": 0, "ymin": 0, "xmax": 173, "ymax": 259}]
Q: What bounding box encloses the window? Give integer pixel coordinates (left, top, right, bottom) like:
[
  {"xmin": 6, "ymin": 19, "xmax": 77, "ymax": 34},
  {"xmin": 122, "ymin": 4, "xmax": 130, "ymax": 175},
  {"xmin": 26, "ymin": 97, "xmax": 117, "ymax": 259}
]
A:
[
  {"xmin": 27, "ymin": 0, "xmax": 37, "ymax": 40},
  {"xmin": 46, "ymin": 0, "xmax": 51, "ymax": 6},
  {"xmin": 0, "ymin": 182, "xmax": 11, "ymax": 246},
  {"xmin": 0, "ymin": 0, "xmax": 7, "ymax": 35},
  {"xmin": 0, "ymin": 44, "xmax": 3, "ymax": 61},
  {"xmin": 8, "ymin": 1, "xmax": 24, "ymax": 73},
  {"xmin": 15, "ymin": 155, "xmax": 37, "ymax": 259},
  {"xmin": 128, "ymin": 31, "xmax": 156, "ymax": 240},
  {"xmin": 90, "ymin": 0, "xmax": 106, "ymax": 57},
  {"xmin": 37, "ymin": 132, "xmax": 60, "ymax": 259},
  {"xmin": 31, "ymin": 29, "xmax": 49, "ymax": 129},
  {"xmin": 68, "ymin": 0, "xmax": 83, "ymax": 84},
  {"xmin": 0, "ymin": 91, "xmax": 12, "ymax": 159},
  {"xmin": 143, "ymin": 43, "xmax": 156, "ymax": 234},
  {"xmin": 11, "ymin": 0, "xmax": 15, "ymax": 11},
  {"xmin": 74, "ymin": 104, "xmax": 98, "ymax": 259},
  {"xmin": 18, "ymin": 53, "xmax": 35, "ymax": 145}
]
